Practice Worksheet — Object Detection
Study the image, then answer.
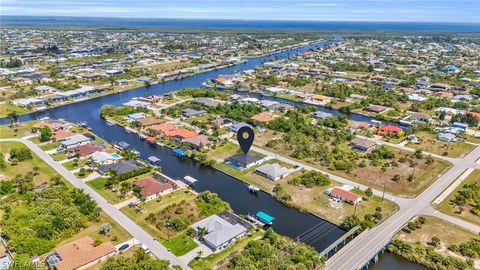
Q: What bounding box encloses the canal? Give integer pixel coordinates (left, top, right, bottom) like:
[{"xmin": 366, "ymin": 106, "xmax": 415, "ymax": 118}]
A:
[{"xmin": 0, "ymin": 39, "xmax": 416, "ymax": 265}]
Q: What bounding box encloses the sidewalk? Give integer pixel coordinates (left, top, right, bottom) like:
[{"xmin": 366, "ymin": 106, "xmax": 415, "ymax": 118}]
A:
[{"xmin": 433, "ymin": 168, "xmax": 474, "ymax": 204}]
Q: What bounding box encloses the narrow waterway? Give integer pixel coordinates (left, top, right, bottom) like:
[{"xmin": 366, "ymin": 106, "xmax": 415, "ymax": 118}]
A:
[
  {"xmin": 369, "ymin": 253, "xmax": 429, "ymax": 270},
  {"xmin": 0, "ymin": 39, "xmax": 414, "ymax": 265}
]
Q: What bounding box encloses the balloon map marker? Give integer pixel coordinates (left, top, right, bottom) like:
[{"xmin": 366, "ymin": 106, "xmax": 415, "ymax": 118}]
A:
[{"xmin": 237, "ymin": 126, "xmax": 254, "ymax": 155}]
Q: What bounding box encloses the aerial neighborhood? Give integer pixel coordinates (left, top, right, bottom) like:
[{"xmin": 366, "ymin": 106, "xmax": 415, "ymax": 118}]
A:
[{"xmin": 0, "ymin": 19, "xmax": 479, "ymax": 270}]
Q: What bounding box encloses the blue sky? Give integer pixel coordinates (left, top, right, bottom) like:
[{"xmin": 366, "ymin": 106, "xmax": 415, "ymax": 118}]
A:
[{"xmin": 1, "ymin": 0, "xmax": 479, "ymax": 23}]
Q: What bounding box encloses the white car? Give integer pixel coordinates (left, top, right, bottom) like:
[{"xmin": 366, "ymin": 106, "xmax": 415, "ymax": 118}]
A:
[{"xmin": 141, "ymin": 244, "xmax": 150, "ymax": 254}]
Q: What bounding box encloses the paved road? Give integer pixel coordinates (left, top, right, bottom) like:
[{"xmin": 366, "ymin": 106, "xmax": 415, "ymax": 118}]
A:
[
  {"xmin": 420, "ymin": 206, "xmax": 480, "ymax": 234},
  {"xmin": 233, "ymin": 140, "xmax": 409, "ymax": 205},
  {"xmin": 356, "ymin": 135, "xmax": 461, "ymax": 164},
  {"xmin": 324, "ymin": 145, "xmax": 480, "ymax": 270},
  {"xmin": 0, "ymin": 138, "xmax": 191, "ymax": 270}
]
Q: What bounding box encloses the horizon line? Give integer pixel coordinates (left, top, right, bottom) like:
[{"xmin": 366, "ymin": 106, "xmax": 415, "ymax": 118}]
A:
[{"xmin": 2, "ymin": 15, "xmax": 479, "ymax": 25}]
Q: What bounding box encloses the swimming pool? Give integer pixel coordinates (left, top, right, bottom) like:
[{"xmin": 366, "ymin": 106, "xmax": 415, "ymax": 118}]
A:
[{"xmin": 111, "ymin": 153, "xmax": 121, "ymax": 159}]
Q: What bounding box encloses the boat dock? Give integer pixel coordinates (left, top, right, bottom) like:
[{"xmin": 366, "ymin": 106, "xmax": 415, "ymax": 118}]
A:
[
  {"xmin": 183, "ymin": 176, "xmax": 198, "ymax": 186},
  {"xmin": 246, "ymin": 211, "xmax": 275, "ymax": 226}
]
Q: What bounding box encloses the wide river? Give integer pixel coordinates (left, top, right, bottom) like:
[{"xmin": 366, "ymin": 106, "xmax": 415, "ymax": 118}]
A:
[{"xmin": 0, "ymin": 39, "xmax": 426, "ymax": 269}]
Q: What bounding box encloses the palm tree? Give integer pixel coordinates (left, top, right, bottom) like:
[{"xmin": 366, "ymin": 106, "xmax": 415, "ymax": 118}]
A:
[
  {"xmin": 196, "ymin": 250, "xmax": 204, "ymax": 259},
  {"xmin": 198, "ymin": 227, "xmax": 208, "ymax": 241},
  {"xmin": 7, "ymin": 111, "xmax": 19, "ymax": 128},
  {"xmin": 119, "ymin": 181, "xmax": 131, "ymax": 198}
]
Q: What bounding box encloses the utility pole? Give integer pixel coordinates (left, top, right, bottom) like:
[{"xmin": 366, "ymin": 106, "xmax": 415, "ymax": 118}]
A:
[{"xmin": 382, "ymin": 178, "xmax": 387, "ymax": 202}]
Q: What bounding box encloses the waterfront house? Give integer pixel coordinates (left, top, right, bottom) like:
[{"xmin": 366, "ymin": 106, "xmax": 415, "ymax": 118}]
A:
[
  {"xmin": 70, "ymin": 143, "xmax": 103, "ymax": 158},
  {"xmin": 328, "ymin": 187, "xmax": 362, "ymax": 205},
  {"xmin": 53, "ymin": 130, "xmax": 76, "ymax": 140},
  {"xmin": 114, "ymin": 79, "xmax": 128, "ymax": 86},
  {"xmin": 147, "ymin": 122, "xmax": 176, "ymax": 134},
  {"xmin": 410, "ymin": 113, "xmax": 433, "ymax": 123},
  {"xmin": 126, "ymin": 112, "xmax": 146, "ymax": 122},
  {"xmin": 45, "ymin": 236, "xmax": 115, "ymax": 270},
  {"xmin": 311, "ymin": 111, "xmax": 333, "ymax": 119},
  {"xmin": 255, "ymin": 163, "xmax": 290, "ymax": 181},
  {"xmin": 132, "ymin": 177, "xmax": 174, "ymax": 201},
  {"xmin": 181, "ymin": 134, "xmax": 211, "ymax": 149},
  {"xmin": 377, "ymin": 125, "xmax": 403, "ymax": 136},
  {"xmin": 350, "ymin": 138, "xmax": 377, "ymax": 152},
  {"xmin": 136, "ymin": 117, "xmax": 164, "ymax": 127},
  {"xmin": 59, "ymin": 134, "xmax": 91, "ymax": 149},
  {"xmin": 225, "ymin": 153, "xmax": 265, "ymax": 170},
  {"xmin": 164, "ymin": 129, "xmax": 198, "ymax": 141},
  {"xmin": 190, "ymin": 211, "xmax": 249, "ymax": 252},
  {"xmin": 98, "ymin": 159, "xmax": 142, "ymax": 175},
  {"xmin": 14, "ymin": 97, "xmax": 45, "ymax": 108}
]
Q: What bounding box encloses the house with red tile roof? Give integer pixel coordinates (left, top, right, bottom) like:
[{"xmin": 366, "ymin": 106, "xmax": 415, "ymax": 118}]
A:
[
  {"xmin": 377, "ymin": 125, "xmax": 403, "ymax": 136},
  {"xmin": 164, "ymin": 129, "xmax": 197, "ymax": 140},
  {"xmin": 147, "ymin": 123, "xmax": 176, "ymax": 134},
  {"xmin": 468, "ymin": 112, "xmax": 480, "ymax": 119},
  {"xmin": 70, "ymin": 143, "xmax": 103, "ymax": 157},
  {"xmin": 133, "ymin": 177, "xmax": 174, "ymax": 201},
  {"xmin": 329, "ymin": 187, "xmax": 362, "ymax": 205},
  {"xmin": 53, "ymin": 130, "xmax": 76, "ymax": 140}
]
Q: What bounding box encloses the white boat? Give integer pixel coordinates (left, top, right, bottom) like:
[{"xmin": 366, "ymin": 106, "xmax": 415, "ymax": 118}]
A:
[{"xmin": 247, "ymin": 184, "xmax": 260, "ymax": 193}]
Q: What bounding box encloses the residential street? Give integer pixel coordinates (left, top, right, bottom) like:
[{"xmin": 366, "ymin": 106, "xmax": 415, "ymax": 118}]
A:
[{"xmin": 0, "ymin": 138, "xmax": 191, "ymax": 270}]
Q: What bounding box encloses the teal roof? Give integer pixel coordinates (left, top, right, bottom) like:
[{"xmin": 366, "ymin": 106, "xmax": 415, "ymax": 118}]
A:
[{"xmin": 256, "ymin": 211, "xmax": 274, "ymax": 223}]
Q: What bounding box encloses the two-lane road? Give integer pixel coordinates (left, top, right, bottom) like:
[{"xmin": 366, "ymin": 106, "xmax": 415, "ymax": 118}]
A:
[{"xmin": 324, "ymin": 145, "xmax": 480, "ymax": 270}]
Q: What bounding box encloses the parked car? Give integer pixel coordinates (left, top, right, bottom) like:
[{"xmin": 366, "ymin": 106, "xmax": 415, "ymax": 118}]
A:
[
  {"xmin": 141, "ymin": 244, "xmax": 150, "ymax": 254},
  {"xmin": 118, "ymin": 244, "xmax": 129, "ymax": 251}
]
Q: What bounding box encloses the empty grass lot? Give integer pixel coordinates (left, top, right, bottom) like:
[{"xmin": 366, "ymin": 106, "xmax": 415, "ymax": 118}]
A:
[
  {"xmin": 0, "ymin": 121, "xmax": 37, "ymax": 138},
  {"xmin": 0, "ymin": 141, "xmax": 67, "ymax": 186},
  {"xmin": 160, "ymin": 231, "xmax": 198, "ymax": 256},
  {"xmin": 436, "ymin": 170, "xmax": 480, "ymax": 226},
  {"xmin": 407, "ymin": 131, "xmax": 475, "ymax": 158},
  {"xmin": 86, "ymin": 177, "xmax": 125, "ymax": 204},
  {"xmin": 394, "ymin": 216, "xmax": 480, "ymax": 267}
]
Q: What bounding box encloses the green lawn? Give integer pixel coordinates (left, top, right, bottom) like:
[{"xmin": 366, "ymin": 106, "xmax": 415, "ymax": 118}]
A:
[
  {"xmin": 86, "ymin": 177, "xmax": 124, "ymax": 204},
  {"xmin": 436, "ymin": 170, "xmax": 480, "ymax": 226},
  {"xmin": 189, "ymin": 231, "xmax": 262, "ymax": 270},
  {"xmin": 0, "ymin": 103, "xmax": 29, "ymax": 118},
  {"xmin": 0, "ymin": 121, "xmax": 37, "ymax": 139},
  {"xmin": 121, "ymin": 190, "xmax": 197, "ymax": 239},
  {"xmin": 63, "ymin": 158, "xmax": 88, "ymax": 170},
  {"xmin": 407, "ymin": 131, "xmax": 475, "ymax": 158},
  {"xmin": 160, "ymin": 231, "xmax": 198, "ymax": 256},
  {"xmin": 51, "ymin": 151, "xmax": 69, "ymax": 161},
  {"xmin": 0, "ymin": 141, "xmax": 67, "ymax": 186},
  {"xmin": 39, "ymin": 142, "xmax": 61, "ymax": 151}
]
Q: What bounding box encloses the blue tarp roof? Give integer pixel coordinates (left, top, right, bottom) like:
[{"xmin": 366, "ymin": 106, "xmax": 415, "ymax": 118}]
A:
[{"xmin": 256, "ymin": 211, "xmax": 275, "ymax": 223}]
